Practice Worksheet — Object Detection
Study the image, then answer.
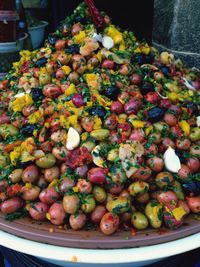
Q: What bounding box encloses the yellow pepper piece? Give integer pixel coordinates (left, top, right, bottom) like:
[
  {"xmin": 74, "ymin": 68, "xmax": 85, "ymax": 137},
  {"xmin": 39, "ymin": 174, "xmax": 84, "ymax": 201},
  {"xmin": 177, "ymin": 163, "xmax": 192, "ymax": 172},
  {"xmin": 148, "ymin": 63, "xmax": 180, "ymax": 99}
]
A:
[
  {"xmin": 106, "ymin": 25, "xmax": 123, "ymax": 44},
  {"xmin": 25, "ymin": 183, "xmax": 32, "ymax": 189},
  {"xmin": 132, "ymin": 120, "xmax": 145, "ymax": 128},
  {"xmin": 172, "ymin": 207, "xmax": 187, "ymax": 221},
  {"xmin": 12, "ymin": 94, "xmax": 33, "ymax": 112},
  {"xmin": 10, "ymin": 146, "xmax": 22, "ymax": 166},
  {"xmin": 48, "ymin": 179, "xmax": 58, "ymax": 188},
  {"xmin": 179, "ymin": 120, "xmax": 190, "ymax": 135},
  {"xmin": 28, "ymin": 110, "xmax": 44, "ymax": 124},
  {"xmin": 72, "ymin": 186, "xmax": 79, "ymax": 193},
  {"xmin": 74, "ymin": 31, "xmax": 86, "ymax": 44},
  {"xmin": 145, "ymin": 125, "xmax": 153, "ymax": 136},
  {"xmin": 46, "ymin": 213, "xmax": 51, "ymax": 220},
  {"xmin": 65, "ymin": 83, "xmax": 77, "ymax": 96},
  {"xmin": 168, "ymin": 92, "xmax": 178, "ymax": 101},
  {"xmin": 85, "ymin": 73, "xmax": 100, "ymax": 90},
  {"xmin": 61, "ymin": 65, "xmax": 72, "ymax": 75}
]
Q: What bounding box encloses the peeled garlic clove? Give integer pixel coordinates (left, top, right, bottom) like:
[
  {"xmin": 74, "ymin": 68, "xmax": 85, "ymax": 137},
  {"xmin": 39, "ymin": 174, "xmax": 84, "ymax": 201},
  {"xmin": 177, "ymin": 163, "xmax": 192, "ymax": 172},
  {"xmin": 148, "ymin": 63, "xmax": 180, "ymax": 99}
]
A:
[
  {"xmin": 182, "ymin": 77, "xmax": 196, "ymax": 91},
  {"xmin": 163, "ymin": 146, "xmax": 181, "ymax": 173},
  {"xmin": 102, "ymin": 36, "xmax": 114, "ymax": 50},
  {"xmin": 66, "ymin": 127, "xmax": 80, "ymax": 150},
  {"xmin": 91, "ymin": 145, "xmax": 105, "ymax": 167},
  {"xmin": 196, "ymin": 116, "xmax": 200, "ymax": 127},
  {"xmin": 14, "ymin": 92, "xmax": 26, "ymax": 98}
]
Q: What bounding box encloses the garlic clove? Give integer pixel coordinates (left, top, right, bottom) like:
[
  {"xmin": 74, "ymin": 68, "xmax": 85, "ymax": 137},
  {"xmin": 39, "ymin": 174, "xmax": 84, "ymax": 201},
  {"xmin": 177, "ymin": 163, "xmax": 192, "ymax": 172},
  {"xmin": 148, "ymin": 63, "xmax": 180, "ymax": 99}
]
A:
[
  {"xmin": 163, "ymin": 146, "xmax": 181, "ymax": 173},
  {"xmin": 197, "ymin": 116, "xmax": 200, "ymax": 127},
  {"xmin": 66, "ymin": 127, "xmax": 80, "ymax": 150},
  {"xmin": 102, "ymin": 36, "xmax": 114, "ymax": 50},
  {"xmin": 91, "ymin": 145, "xmax": 105, "ymax": 167}
]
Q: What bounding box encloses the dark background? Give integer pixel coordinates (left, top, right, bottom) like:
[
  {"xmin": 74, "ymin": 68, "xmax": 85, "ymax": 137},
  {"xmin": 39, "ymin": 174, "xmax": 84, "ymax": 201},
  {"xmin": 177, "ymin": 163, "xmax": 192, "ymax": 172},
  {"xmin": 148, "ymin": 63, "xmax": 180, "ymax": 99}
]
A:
[{"xmin": 31, "ymin": 0, "xmax": 154, "ymax": 43}]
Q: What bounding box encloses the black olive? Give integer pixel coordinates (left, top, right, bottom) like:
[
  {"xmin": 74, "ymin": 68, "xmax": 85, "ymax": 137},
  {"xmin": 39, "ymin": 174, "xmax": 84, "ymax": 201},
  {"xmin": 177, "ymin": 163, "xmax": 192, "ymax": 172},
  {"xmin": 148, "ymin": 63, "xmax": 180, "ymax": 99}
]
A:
[
  {"xmin": 175, "ymin": 149, "xmax": 187, "ymax": 163},
  {"xmin": 21, "ymin": 124, "xmax": 37, "ymax": 137},
  {"xmin": 145, "ymin": 53, "xmax": 154, "ymax": 64},
  {"xmin": 183, "ymin": 102, "xmax": 199, "ymax": 116},
  {"xmin": 148, "ymin": 107, "xmax": 165, "ymax": 122},
  {"xmin": 104, "ymin": 86, "xmax": 120, "ymax": 100},
  {"xmin": 35, "ymin": 57, "xmax": 48, "ymax": 68},
  {"xmin": 60, "ymin": 23, "xmax": 71, "ymax": 36},
  {"xmin": 31, "ymin": 88, "xmax": 44, "ymax": 101},
  {"xmin": 183, "ymin": 181, "xmax": 200, "ymax": 196},
  {"xmin": 131, "ymin": 53, "xmax": 145, "ymax": 65},
  {"xmin": 73, "ymin": 15, "xmax": 87, "ymax": 24},
  {"xmin": 17, "ymin": 161, "xmax": 33, "ymax": 168},
  {"xmin": 140, "ymin": 81, "xmax": 154, "ymax": 95},
  {"xmin": 89, "ymin": 106, "xmax": 107, "ymax": 119},
  {"xmin": 65, "ymin": 44, "xmax": 80, "ymax": 54},
  {"xmin": 160, "ymin": 66, "xmax": 171, "ymax": 77},
  {"xmin": 48, "ymin": 34, "xmax": 58, "ymax": 46}
]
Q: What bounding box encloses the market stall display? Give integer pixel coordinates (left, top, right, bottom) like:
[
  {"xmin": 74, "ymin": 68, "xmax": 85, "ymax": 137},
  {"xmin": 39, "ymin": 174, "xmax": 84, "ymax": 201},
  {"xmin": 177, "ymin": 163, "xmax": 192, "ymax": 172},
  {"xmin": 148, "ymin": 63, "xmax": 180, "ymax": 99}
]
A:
[{"xmin": 0, "ymin": 1, "xmax": 199, "ymax": 247}]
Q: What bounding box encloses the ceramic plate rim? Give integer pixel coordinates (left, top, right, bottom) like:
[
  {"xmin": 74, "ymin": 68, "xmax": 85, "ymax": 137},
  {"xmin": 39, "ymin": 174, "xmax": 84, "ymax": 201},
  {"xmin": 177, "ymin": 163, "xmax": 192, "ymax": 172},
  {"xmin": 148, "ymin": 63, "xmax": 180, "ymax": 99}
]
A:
[{"xmin": 0, "ymin": 230, "xmax": 199, "ymax": 264}]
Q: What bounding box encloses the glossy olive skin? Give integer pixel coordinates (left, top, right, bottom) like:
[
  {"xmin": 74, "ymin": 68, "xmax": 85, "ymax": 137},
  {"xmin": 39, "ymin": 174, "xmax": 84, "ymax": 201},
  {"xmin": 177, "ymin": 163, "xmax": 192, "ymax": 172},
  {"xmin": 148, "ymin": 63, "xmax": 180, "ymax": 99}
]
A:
[
  {"xmin": 48, "ymin": 202, "xmax": 66, "ymax": 225},
  {"xmin": 22, "ymin": 165, "xmax": 39, "ymax": 183},
  {"xmin": 9, "ymin": 169, "xmax": 23, "ymax": 183},
  {"xmin": 100, "ymin": 212, "xmax": 119, "ymax": 235},
  {"xmin": 36, "ymin": 153, "xmax": 56, "ymax": 169},
  {"xmin": 155, "ymin": 172, "xmax": 174, "ymax": 189},
  {"xmin": 145, "ymin": 202, "xmax": 163, "ymax": 229},
  {"xmin": 62, "ymin": 194, "xmax": 79, "ymax": 214},
  {"xmin": 69, "ymin": 212, "xmax": 86, "ymax": 230},
  {"xmin": 29, "ymin": 202, "xmax": 49, "ymax": 221},
  {"xmin": 93, "ymin": 186, "xmax": 107, "ymax": 203},
  {"xmin": 39, "ymin": 187, "xmax": 60, "ymax": 205},
  {"xmin": 90, "ymin": 205, "xmax": 107, "ymax": 223},
  {"xmin": 131, "ymin": 212, "xmax": 149, "ymax": 230},
  {"xmin": 21, "ymin": 185, "xmax": 41, "ymax": 201},
  {"xmin": 1, "ymin": 197, "xmax": 24, "ymax": 214}
]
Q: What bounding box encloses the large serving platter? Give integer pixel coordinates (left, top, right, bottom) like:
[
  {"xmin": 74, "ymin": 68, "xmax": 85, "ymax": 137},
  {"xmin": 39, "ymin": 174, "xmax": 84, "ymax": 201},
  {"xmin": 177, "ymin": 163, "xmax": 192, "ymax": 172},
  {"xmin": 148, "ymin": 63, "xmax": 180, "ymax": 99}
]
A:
[{"xmin": 0, "ymin": 213, "xmax": 199, "ymax": 249}]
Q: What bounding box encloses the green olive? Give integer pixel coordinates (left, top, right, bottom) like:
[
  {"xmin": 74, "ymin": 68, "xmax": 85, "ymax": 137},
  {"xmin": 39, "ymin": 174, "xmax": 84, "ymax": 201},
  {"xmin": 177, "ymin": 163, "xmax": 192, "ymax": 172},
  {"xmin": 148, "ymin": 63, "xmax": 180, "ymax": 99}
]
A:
[
  {"xmin": 106, "ymin": 197, "xmax": 130, "ymax": 214},
  {"xmin": 81, "ymin": 195, "xmax": 96, "ymax": 213},
  {"xmin": 131, "ymin": 212, "xmax": 149, "ymax": 230},
  {"xmin": 93, "ymin": 186, "xmax": 107, "ymax": 203},
  {"xmin": 35, "ymin": 153, "xmax": 56, "ymax": 169},
  {"xmin": 155, "ymin": 171, "xmax": 174, "ymax": 189},
  {"xmin": 145, "ymin": 201, "xmax": 163, "ymax": 229},
  {"xmin": 110, "ymin": 164, "xmax": 127, "ymax": 183},
  {"xmin": 0, "ymin": 124, "xmax": 19, "ymax": 139},
  {"xmin": 128, "ymin": 181, "xmax": 149, "ymax": 196},
  {"xmin": 0, "ymin": 151, "xmax": 10, "ymax": 168},
  {"xmin": 153, "ymin": 122, "xmax": 169, "ymax": 133},
  {"xmin": 81, "ymin": 141, "xmax": 96, "ymax": 152},
  {"xmin": 90, "ymin": 129, "xmax": 110, "ymax": 141},
  {"xmin": 9, "ymin": 168, "xmax": 23, "ymax": 183},
  {"xmin": 63, "ymin": 194, "xmax": 79, "ymax": 214},
  {"xmin": 107, "ymin": 148, "xmax": 119, "ymax": 162},
  {"xmin": 172, "ymin": 181, "xmax": 184, "ymax": 200},
  {"xmin": 189, "ymin": 127, "xmax": 200, "ymax": 142}
]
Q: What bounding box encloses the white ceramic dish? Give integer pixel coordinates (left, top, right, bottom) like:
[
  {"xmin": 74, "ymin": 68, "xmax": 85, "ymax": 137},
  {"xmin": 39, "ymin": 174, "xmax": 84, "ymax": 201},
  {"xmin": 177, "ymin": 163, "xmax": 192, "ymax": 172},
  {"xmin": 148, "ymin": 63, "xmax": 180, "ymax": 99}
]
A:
[{"xmin": 0, "ymin": 230, "xmax": 199, "ymax": 267}]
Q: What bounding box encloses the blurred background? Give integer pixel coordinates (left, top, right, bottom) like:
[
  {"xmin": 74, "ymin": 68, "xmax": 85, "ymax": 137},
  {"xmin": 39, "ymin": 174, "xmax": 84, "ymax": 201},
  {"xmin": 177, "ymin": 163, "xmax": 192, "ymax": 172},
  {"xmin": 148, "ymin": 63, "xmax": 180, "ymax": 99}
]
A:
[{"xmin": 0, "ymin": 0, "xmax": 154, "ymax": 77}]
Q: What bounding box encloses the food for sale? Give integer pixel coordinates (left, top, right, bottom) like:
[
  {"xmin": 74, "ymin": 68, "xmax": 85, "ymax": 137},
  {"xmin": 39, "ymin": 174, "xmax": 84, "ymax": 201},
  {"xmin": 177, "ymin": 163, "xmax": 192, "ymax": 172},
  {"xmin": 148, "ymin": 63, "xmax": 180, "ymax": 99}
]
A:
[{"xmin": 0, "ymin": 2, "xmax": 199, "ymax": 235}]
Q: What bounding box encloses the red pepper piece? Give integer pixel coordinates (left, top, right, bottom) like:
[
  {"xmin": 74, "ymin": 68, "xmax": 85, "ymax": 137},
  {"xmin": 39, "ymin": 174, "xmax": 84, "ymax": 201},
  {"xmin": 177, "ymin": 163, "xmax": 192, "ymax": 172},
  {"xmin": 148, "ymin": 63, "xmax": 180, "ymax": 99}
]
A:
[{"xmin": 7, "ymin": 184, "xmax": 22, "ymax": 198}]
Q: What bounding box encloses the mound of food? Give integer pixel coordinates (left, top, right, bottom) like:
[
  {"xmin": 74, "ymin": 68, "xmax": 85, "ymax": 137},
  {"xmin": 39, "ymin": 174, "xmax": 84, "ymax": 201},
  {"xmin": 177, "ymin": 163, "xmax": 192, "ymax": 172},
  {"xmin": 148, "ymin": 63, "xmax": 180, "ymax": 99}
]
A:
[{"xmin": 0, "ymin": 2, "xmax": 199, "ymax": 235}]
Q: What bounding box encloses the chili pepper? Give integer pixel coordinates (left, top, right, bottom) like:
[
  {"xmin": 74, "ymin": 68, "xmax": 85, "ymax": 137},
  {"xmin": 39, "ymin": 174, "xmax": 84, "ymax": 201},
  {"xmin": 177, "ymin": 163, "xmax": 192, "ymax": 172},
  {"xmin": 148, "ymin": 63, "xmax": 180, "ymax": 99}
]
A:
[{"xmin": 85, "ymin": 0, "xmax": 105, "ymax": 30}]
